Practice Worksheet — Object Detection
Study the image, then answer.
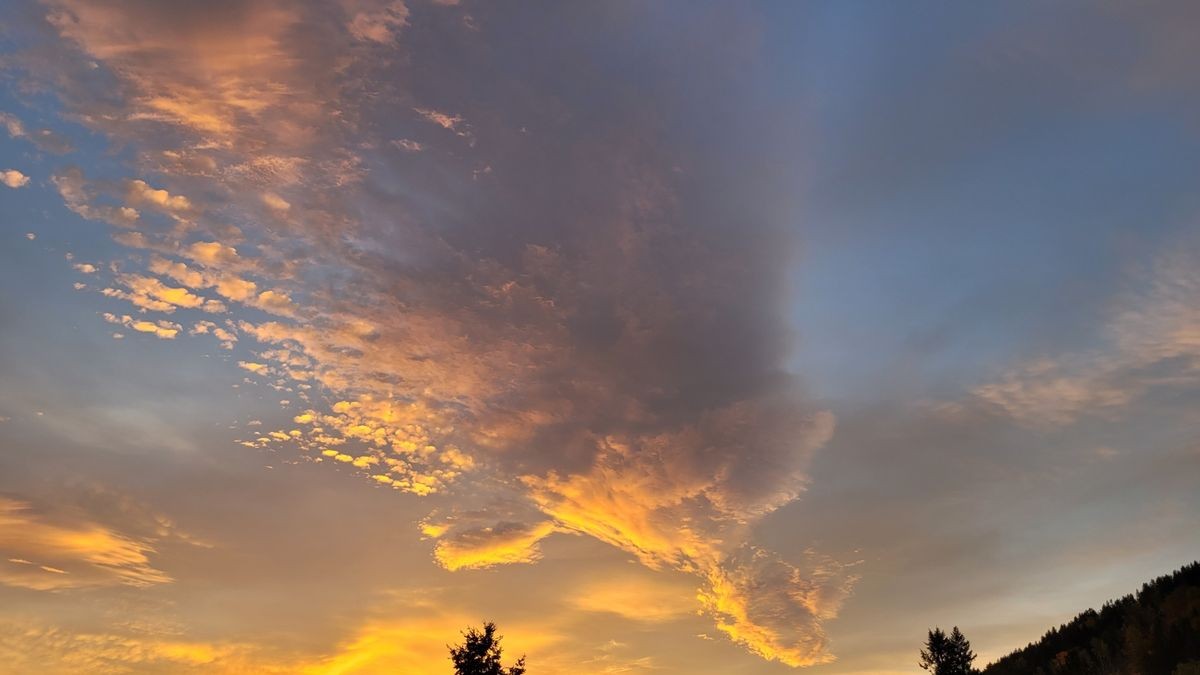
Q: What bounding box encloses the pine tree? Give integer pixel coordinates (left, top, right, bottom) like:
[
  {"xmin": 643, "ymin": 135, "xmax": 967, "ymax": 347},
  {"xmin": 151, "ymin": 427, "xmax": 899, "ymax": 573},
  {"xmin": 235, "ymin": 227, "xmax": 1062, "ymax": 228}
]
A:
[
  {"xmin": 449, "ymin": 622, "xmax": 527, "ymax": 675},
  {"xmin": 920, "ymin": 626, "xmax": 977, "ymax": 675}
]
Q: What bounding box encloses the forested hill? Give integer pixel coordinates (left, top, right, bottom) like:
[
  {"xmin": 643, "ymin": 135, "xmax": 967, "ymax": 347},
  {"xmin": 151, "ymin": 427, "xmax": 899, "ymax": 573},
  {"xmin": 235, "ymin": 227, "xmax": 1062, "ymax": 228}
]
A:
[{"xmin": 982, "ymin": 561, "xmax": 1200, "ymax": 675}]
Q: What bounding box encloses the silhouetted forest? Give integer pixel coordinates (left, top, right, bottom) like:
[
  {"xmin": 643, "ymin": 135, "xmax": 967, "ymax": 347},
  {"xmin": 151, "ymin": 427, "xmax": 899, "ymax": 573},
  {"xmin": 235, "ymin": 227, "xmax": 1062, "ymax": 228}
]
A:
[{"xmin": 980, "ymin": 561, "xmax": 1200, "ymax": 675}]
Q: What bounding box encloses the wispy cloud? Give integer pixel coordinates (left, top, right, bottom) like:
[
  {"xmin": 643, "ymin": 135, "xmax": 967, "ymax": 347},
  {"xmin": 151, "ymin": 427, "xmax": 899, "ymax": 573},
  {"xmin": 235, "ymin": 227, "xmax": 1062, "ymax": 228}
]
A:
[
  {"xmin": 0, "ymin": 497, "xmax": 170, "ymax": 590},
  {"xmin": 973, "ymin": 239, "xmax": 1200, "ymax": 427}
]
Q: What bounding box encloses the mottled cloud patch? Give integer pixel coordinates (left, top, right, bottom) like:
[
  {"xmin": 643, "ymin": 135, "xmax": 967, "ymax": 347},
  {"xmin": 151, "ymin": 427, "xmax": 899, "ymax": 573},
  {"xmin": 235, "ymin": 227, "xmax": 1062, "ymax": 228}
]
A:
[
  {"xmin": 700, "ymin": 548, "xmax": 858, "ymax": 667},
  {"xmin": 344, "ymin": 0, "xmax": 409, "ymax": 44},
  {"xmin": 43, "ymin": 0, "xmax": 305, "ymax": 143},
  {"xmin": 103, "ymin": 274, "xmax": 225, "ymax": 314}
]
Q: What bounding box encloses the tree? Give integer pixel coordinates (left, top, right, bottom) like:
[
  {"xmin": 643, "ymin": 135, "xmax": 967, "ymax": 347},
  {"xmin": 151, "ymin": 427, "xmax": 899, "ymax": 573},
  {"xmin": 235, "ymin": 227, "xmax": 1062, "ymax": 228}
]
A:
[
  {"xmin": 920, "ymin": 626, "xmax": 977, "ymax": 675},
  {"xmin": 449, "ymin": 622, "xmax": 526, "ymax": 675}
]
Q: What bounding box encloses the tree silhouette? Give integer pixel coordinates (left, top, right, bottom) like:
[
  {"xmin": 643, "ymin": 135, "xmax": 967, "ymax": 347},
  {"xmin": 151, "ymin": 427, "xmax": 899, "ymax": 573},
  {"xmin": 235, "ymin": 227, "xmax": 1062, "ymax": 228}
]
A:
[
  {"xmin": 449, "ymin": 622, "xmax": 526, "ymax": 675},
  {"xmin": 920, "ymin": 626, "xmax": 977, "ymax": 675},
  {"xmin": 981, "ymin": 562, "xmax": 1200, "ymax": 674}
]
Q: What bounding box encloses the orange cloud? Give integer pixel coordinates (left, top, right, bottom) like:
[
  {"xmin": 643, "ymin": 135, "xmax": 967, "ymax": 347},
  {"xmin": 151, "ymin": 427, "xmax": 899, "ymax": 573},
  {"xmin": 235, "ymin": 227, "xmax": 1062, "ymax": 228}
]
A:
[
  {"xmin": 187, "ymin": 241, "xmax": 240, "ymax": 267},
  {"xmin": 1, "ymin": 169, "xmax": 29, "ymax": 188},
  {"xmin": 125, "ymin": 179, "xmax": 192, "ymax": 213},
  {"xmin": 431, "ymin": 521, "xmax": 558, "ymax": 571},
  {"xmin": 0, "ymin": 497, "xmax": 170, "ymax": 590},
  {"xmin": 102, "ymin": 312, "xmax": 181, "ymax": 339},
  {"xmin": 45, "ymin": 0, "xmax": 305, "ymax": 144},
  {"xmin": 106, "ymin": 273, "xmax": 222, "ymax": 314}
]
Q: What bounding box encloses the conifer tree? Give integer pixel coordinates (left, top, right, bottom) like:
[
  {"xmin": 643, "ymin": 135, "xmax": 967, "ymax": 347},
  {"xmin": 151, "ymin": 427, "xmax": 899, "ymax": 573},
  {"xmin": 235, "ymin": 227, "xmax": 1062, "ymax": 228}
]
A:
[
  {"xmin": 920, "ymin": 626, "xmax": 977, "ymax": 675},
  {"xmin": 450, "ymin": 622, "xmax": 527, "ymax": 675}
]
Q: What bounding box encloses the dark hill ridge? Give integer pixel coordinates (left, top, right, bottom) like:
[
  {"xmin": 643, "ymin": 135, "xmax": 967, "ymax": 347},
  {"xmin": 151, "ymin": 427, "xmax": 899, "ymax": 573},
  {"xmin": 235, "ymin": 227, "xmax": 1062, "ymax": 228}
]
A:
[{"xmin": 981, "ymin": 561, "xmax": 1200, "ymax": 675}]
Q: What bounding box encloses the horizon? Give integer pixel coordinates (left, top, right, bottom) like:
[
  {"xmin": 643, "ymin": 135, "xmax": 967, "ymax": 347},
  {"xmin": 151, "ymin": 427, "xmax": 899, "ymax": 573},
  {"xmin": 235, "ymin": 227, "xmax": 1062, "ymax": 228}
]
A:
[{"xmin": 1, "ymin": 2, "xmax": 1199, "ymax": 673}]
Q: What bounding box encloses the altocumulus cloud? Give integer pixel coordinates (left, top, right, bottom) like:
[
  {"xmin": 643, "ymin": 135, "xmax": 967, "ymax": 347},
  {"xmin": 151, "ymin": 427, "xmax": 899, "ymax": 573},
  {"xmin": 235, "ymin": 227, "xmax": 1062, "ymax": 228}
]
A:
[
  {"xmin": 14, "ymin": 0, "xmax": 858, "ymax": 665},
  {"xmin": 1, "ymin": 169, "xmax": 29, "ymax": 188}
]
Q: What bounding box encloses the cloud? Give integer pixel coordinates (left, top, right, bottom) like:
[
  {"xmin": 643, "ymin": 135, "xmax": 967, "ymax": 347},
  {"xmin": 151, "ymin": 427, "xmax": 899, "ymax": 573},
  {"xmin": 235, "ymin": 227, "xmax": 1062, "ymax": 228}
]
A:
[
  {"xmin": 0, "ymin": 112, "xmax": 20, "ymax": 137},
  {"xmin": 391, "ymin": 138, "xmax": 423, "ymax": 152},
  {"xmin": 102, "ymin": 274, "xmax": 223, "ymax": 314},
  {"xmin": 238, "ymin": 361, "xmax": 269, "ymax": 374},
  {"xmin": 25, "ymin": 1, "xmax": 856, "ymax": 664},
  {"xmin": 102, "ymin": 312, "xmax": 181, "ymax": 339},
  {"xmin": 699, "ymin": 548, "xmax": 857, "ymax": 667},
  {"xmin": 186, "ymin": 241, "xmax": 240, "ymax": 267},
  {"xmin": 413, "ymin": 107, "xmax": 464, "ymax": 131},
  {"xmin": 149, "ymin": 256, "xmax": 206, "ymax": 287},
  {"xmin": 148, "ymin": 255, "xmax": 265, "ymax": 311},
  {"xmin": 125, "ymin": 179, "xmax": 193, "ymax": 213},
  {"xmin": 431, "ymin": 520, "xmax": 558, "ymax": 571},
  {"xmin": 344, "ymin": 0, "xmax": 409, "ymax": 44},
  {"xmin": 972, "ymin": 239, "xmax": 1200, "ymax": 427},
  {"xmin": 42, "ymin": 0, "xmax": 305, "ymax": 142},
  {"xmin": 249, "ymin": 289, "xmax": 299, "ymax": 318},
  {"xmin": 973, "ymin": 359, "xmax": 1135, "ymax": 427},
  {"xmin": 261, "ymin": 192, "xmax": 290, "ymax": 211},
  {"xmin": 0, "ymin": 497, "xmax": 170, "ymax": 590},
  {"xmin": 0, "ymin": 111, "xmax": 73, "ymax": 153},
  {"xmin": 1, "ymin": 169, "xmax": 29, "ymax": 188},
  {"xmin": 52, "ymin": 167, "xmax": 140, "ymax": 227}
]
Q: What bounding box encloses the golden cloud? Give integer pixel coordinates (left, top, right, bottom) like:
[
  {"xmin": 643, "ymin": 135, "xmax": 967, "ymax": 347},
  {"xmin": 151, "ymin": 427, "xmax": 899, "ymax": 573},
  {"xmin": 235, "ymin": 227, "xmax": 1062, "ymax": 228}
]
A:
[
  {"xmin": 0, "ymin": 497, "xmax": 170, "ymax": 590},
  {"xmin": 102, "ymin": 312, "xmax": 181, "ymax": 340},
  {"xmin": 432, "ymin": 521, "xmax": 558, "ymax": 572}
]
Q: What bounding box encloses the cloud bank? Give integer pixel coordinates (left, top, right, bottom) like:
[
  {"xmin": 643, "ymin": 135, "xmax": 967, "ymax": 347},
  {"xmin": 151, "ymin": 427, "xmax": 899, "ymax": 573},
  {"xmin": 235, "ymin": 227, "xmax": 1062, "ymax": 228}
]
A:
[{"xmin": 15, "ymin": 0, "xmax": 856, "ymax": 665}]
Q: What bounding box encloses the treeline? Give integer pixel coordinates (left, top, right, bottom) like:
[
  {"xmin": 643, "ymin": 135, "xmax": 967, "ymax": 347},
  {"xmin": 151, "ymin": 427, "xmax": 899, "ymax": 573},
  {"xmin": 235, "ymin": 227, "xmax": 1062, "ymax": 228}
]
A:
[{"xmin": 980, "ymin": 561, "xmax": 1200, "ymax": 675}]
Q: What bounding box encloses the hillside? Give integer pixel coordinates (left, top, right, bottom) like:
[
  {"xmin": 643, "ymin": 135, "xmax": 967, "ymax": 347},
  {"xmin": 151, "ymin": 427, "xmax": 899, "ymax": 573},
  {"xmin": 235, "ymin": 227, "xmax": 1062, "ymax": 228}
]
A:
[{"xmin": 982, "ymin": 561, "xmax": 1200, "ymax": 675}]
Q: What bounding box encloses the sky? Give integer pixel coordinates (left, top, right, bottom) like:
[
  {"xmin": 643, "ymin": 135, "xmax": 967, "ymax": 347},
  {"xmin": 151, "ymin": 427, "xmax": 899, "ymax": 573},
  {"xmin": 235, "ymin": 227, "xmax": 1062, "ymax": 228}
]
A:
[{"xmin": 0, "ymin": 1, "xmax": 1198, "ymax": 673}]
